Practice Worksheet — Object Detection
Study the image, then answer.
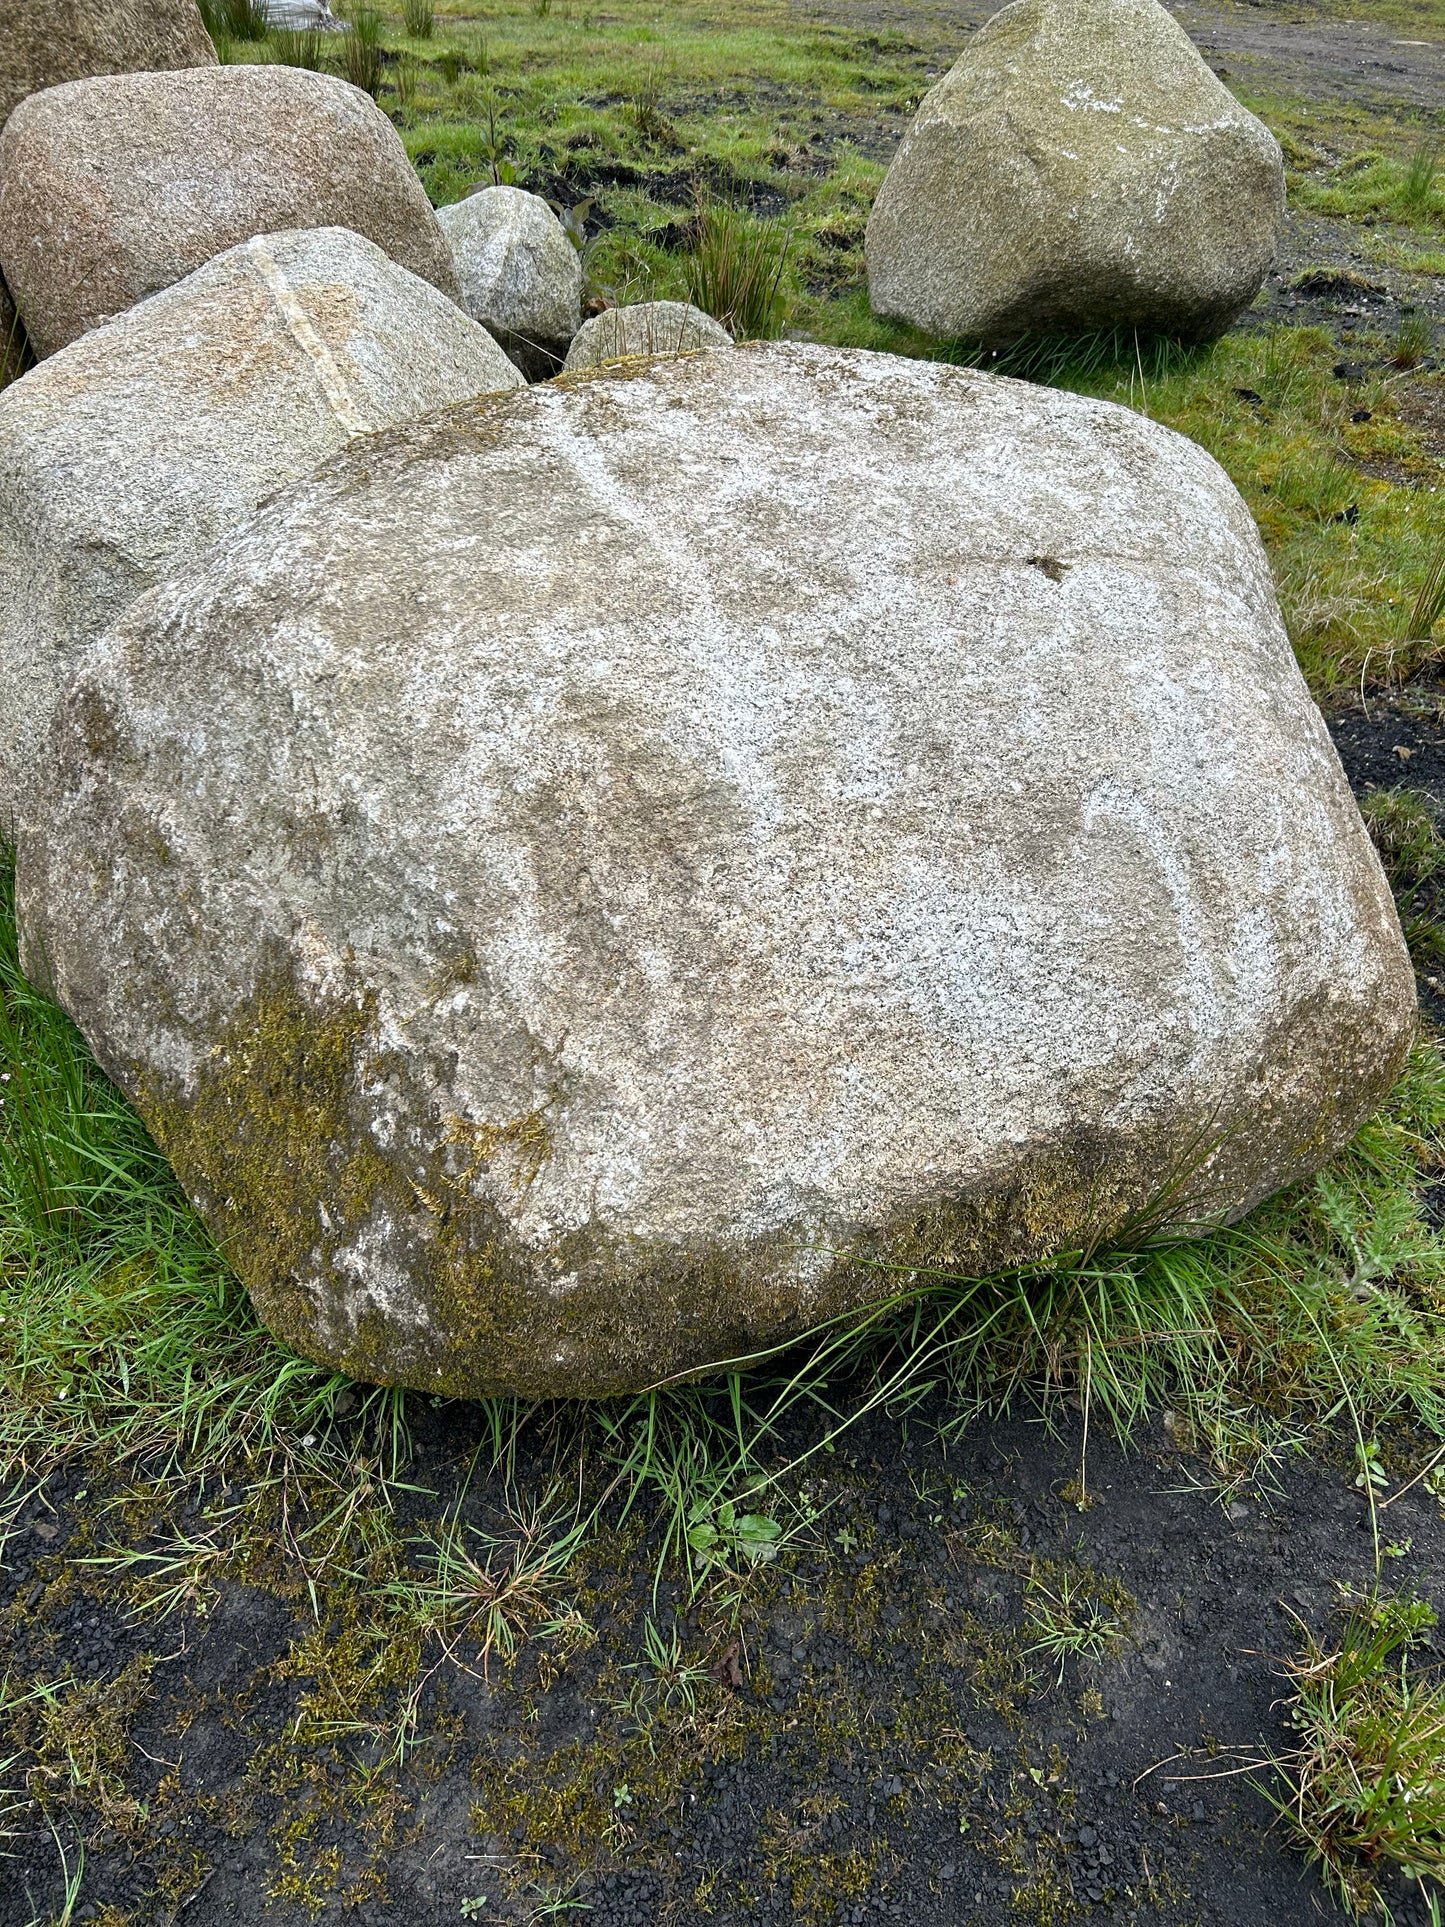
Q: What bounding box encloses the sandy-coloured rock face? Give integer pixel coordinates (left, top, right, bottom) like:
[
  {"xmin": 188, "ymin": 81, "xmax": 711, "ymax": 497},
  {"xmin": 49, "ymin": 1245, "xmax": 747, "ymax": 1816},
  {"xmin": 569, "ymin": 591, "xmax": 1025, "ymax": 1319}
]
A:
[
  {"xmin": 0, "ymin": 226, "xmax": 521, "ymax": 836},
  {"xmin": 17, "ymin": 344, "xmax": 1414, "ymax": 1399},
  {"xmin": 0, "ymin": 0, "xmax": 215, "ymax": 135},
  {"xmin": 866, "ymin": 0, "xmax": 1286, "ymax": 341},
  {"xmin": 0, "ymin": 66, "xmax": 460, "ymax": 357},
  {"xmin": 437, "ymin": 187, "xmax": 582, "ymax": 378},
  {"xmin": 562, "ymin": 301, "xmax": 733, "ymax": 372}
]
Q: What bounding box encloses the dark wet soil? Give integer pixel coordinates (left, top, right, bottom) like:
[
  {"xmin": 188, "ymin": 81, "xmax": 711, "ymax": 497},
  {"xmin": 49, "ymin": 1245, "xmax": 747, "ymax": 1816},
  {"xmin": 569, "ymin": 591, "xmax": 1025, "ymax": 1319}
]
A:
[{"xmin": 5, "ymin": 1384, "xmax": 1445, "ymax": 1927}]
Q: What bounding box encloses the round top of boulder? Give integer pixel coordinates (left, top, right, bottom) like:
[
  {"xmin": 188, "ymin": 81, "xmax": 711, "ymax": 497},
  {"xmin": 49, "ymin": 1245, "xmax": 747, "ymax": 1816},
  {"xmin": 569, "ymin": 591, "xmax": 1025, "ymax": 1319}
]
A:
[
  {"xmin": 0, "ymin": 0, "xmax": 215, "ymax": 136},
  {"xmin": 0, "ymin": 64, "xmax": 460, "ymax": 357},
  {"xmin": 436, "ymin": 186, "xmax": 582, "ymax": 379},
  {"xmin": 562, "ymin": 300, "xmax": 733, "ymax": 373}
]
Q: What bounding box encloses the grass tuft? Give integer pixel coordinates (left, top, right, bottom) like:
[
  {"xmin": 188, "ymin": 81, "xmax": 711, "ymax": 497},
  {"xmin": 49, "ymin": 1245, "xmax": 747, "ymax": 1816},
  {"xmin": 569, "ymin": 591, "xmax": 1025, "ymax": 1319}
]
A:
[
  {"xmin": 402, "ymin": 0, "xmax": 434, "ymax": 36},
  {"xmin": 198, "ymin": 0, "xmax": 268, "ymax": 41},
  {"xmin": 683, "ymin": 193, "xmax": 792, "ymax": 340},
  {"xmin": 339, "ymin": 7, "xmax": 386, "ymax": 97},
  {"xmin": 1266, "ymin": 1588, "xmax": 1445, "ymax": 1917}
]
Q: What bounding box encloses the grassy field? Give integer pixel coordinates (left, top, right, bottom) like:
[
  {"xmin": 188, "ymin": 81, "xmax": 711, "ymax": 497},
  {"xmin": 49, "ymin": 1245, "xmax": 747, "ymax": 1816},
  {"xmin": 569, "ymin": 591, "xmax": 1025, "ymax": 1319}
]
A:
[{"xmin": 7, "ymin": 0, "xmax": 1445, "ymax": 1919}]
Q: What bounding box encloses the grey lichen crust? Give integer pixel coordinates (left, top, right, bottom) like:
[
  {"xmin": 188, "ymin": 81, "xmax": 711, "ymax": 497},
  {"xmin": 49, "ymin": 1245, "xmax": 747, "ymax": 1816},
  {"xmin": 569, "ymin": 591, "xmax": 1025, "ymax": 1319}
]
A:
[
  {"xmin": 865, "ymin": 0, "xmax": 1286, "ymax": 341},
  {"xmin": 18, "ymin": 343, "xmax": 1415, "ymax": 1399}
]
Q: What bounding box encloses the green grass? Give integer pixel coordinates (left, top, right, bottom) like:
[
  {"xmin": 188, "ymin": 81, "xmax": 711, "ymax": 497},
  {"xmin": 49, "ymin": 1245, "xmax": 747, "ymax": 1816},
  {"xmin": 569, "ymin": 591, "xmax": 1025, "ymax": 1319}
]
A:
[{"xmin": 1266, "ymin": 1588, "xmax": 1445, "ymax": 1919}]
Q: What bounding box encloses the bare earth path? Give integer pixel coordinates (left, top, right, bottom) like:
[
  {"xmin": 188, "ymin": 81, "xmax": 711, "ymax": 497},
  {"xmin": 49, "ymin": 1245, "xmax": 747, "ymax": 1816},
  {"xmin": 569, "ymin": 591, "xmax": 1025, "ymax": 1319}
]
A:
[{"xmin": 791, "ymin": 0, "xmax": 1445, "ymax": 109}]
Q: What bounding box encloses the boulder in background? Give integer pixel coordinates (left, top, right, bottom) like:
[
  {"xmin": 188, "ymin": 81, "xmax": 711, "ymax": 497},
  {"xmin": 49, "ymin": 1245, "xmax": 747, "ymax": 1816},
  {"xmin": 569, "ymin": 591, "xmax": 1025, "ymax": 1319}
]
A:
[
  {"xmin": 0, "ymin": 65, "xmax": 460, "ymax": 357},
  {"xmin": 865, "ymin": 0, "xmax": 1286, "ymax": 341},
  {"xmin": 438, "ymin": 186, "xmax": 582, "ymax": 379},
  {"xmin": 563, "ymin": 300, "xmax": 732, "ymax": 372}
]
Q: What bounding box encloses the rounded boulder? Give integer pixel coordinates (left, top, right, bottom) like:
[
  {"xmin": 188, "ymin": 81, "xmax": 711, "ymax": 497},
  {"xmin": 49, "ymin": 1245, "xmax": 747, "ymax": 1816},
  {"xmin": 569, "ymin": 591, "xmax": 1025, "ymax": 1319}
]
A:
[
  {"xmin": 865, "ymin": 0, "xmax": 1286, "ymax": 342},
  {"xmin": 437, "ymin": 186, "xmax": 582, "ymax": 379},
  {"xmin": 0, "ymin": 65, "xmax": 460, "ymax": 357},
  {"xmin": 18, "ymin": 344, "xmax": 1415, "ymax": 1399},
  {"xmin": 563, "ymin": 300, "xmax": 732, "ymax": 373}
]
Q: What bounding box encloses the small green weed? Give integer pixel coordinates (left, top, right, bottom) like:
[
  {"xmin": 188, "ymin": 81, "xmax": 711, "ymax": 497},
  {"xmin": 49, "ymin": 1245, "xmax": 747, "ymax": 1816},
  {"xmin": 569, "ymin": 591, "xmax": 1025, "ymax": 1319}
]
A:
[
  {"xmin": 1024, "ymin": 1573, "xmax": 1126, "ymax": 1682},
  {"xmin": 1266, "ymin": 1589, "xmax": 1445, "ymax": 1917}
]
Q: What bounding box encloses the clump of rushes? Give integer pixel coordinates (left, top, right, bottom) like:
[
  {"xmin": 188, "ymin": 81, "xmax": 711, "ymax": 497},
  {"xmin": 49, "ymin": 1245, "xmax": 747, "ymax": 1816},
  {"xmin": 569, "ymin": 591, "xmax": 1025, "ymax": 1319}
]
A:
[
  {"xmin": 402, "ymin": 0, "xmax": 433, "ymax": 36},
  {"xmin": 684, "ymin": 192, "xmax": 793, "ymax": 340},
  {"xmin": 1401, "ymin": 137, "xmax": 1441, "ymax": 219},
  {"xmin": 340, "ymin": 7, "xmax": 386, "ymax": 98},
  {"xmin": 1402, "ymin": 533, "xmax": 1445, "ymax": 647},
  {"xmin": 1395, "ymin": 312, "xmax": 1436, "ymax": 371},
  {"xmin": 1266, "ymin": 1589, "xmax": 1445, "ymax": 1918},
  {"xmin": 199, "ymin": 0, "xmax": 268, "ymax": 41},
  {"xmin": 269, "ymin": 26, "xmax": 325, "ymax": 68}
]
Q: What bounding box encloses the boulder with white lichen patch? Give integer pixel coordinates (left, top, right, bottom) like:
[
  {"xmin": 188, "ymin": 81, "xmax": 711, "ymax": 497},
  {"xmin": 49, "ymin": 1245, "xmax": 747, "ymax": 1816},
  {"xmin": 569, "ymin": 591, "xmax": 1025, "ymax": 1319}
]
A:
[{"xmin": 17, "ymin": 343, "xmax": 1414, "ymax": 1399}]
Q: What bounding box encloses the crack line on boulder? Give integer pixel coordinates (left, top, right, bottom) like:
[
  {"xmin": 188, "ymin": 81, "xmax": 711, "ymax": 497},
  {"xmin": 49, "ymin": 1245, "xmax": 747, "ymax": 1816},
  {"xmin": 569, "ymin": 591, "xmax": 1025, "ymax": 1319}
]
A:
[{"xmin": 245, "ymin": 237, "xmax": 372, "ymax": 440}]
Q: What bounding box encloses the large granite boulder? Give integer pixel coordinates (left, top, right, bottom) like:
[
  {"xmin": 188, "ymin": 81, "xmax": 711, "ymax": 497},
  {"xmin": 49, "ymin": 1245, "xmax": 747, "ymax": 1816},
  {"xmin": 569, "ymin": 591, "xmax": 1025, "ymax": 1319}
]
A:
[
  {"xmin": 0, "ymin": 226, "xmax": 521, "ymax": 836},
  {"xmin": 18, "ymin": 344, "xmax": 1414, "ymax": 1400},
  {"xmin": 562, "ymin": 300, "xmax": 732, "ymax": 373},
  {"xmin": 438, "ymin": 186, "xmax": 581, "ymax": 379},
  {"xmin": 0, "ymin": 0, "xmax": 215, "ymax": 136},
  {"xmin": 866, "ymin": 0, "xmax": 1286, "ymax": 342},
  {"xmin": 0, "ymin": 66, "xmax": 460, "ymax": 358}
]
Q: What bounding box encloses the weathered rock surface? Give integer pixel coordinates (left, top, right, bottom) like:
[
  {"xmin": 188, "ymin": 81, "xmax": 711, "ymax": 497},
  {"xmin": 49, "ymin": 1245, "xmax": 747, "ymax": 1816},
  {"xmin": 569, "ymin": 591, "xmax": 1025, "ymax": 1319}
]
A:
[
  {"xmin": 0, "ymin": 226, "xmax": 521, "ymax": 835},
  {"xmin": 0, "ymin": 66, "xmax": 459, "ymax": 357},
  {"xmin": 866, "ymin": 0, "xmax": 1286, "ymax": 341},
  {"xmin": 18, "ymin": 343, "xmax": 1414, "ymax": 1399},
  {"xmin": 438, "ymin": 186, "xmax": 581, "ymax": 378},
  {"xmin": 562, "ymin": 300, "xmax": 732, "ymax": 372},
  {"xmin": 0, "ymin": 0, "xmax": 215, "ymax": 136}
]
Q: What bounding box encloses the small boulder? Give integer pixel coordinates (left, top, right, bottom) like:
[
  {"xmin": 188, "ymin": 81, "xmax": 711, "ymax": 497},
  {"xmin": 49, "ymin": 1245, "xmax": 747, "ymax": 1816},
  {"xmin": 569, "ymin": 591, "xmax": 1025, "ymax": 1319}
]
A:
[
  {"xmin": 0, "ymin": 0, "xmax": 215, "ymax": 135},
  {"xmin": 563, "ymin": 300, "xmax": 732, "ymax": 373},
  {"xmin": 866, "ymin": 0, "xmax": 1286, "ymax": 341},
  {"xmin": 0, "ymin": 225, "xmax": 521, "ymax": 835},
  {"xmin": 262, "ymin": 0, "xmax": 343, "ymax": 24},
  {"xmin": 18, "ymin": 345, "xmax": 1413, "ymax": 1400},
  {"xmin": 0, "ymin": 65, "xmax": 460, "ymax": 357},
  {"xmin": 438, "ymin": 186, "xmax": 582, "ymax": 378}
]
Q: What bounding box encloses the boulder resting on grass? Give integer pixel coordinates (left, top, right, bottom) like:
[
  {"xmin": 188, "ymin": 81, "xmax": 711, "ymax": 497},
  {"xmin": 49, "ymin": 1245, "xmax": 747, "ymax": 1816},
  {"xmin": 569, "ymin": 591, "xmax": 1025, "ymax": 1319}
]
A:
[
  {"xmin": 0, "ymin": 65, "xmax": 460, "ymax": 357},
  {"xmin": 865, "ymin": 0, "xmax": 1286, "ymax": 342},
  {"xmin": 437, "ymin": 186, "xmax": 582, "ymax": 379},
  {"xmin": 562, "ymin": 300, "xmax": 732, "ymax": 372},
  {"xmin": 0, "ymin": 226, "xmax": 522, "ymax": 836},
  {"xmin": 17, "ymin": 343, "xmax": 1415, "ymax": 1399}
]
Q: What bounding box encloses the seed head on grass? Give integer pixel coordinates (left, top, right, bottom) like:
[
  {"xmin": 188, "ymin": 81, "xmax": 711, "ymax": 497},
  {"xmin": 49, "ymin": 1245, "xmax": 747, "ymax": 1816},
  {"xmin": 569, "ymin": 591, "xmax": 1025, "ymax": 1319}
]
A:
[{"xmin": 1264, "ymin": 1589, "xmax": 1445, "ymax": 1917}]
